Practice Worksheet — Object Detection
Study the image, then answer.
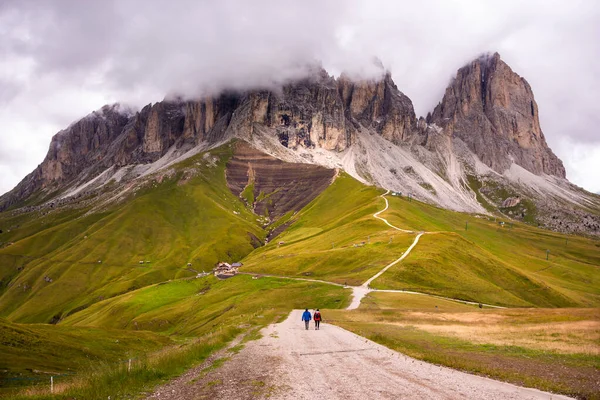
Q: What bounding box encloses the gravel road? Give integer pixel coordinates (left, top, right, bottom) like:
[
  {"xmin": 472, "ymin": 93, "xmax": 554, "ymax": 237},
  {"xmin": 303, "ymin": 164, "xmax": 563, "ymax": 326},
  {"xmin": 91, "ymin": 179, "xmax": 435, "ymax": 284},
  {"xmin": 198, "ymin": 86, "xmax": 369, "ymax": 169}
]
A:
[{"xmin": 152, "ymin": 310, "xmax": 573, "ymax": 399}]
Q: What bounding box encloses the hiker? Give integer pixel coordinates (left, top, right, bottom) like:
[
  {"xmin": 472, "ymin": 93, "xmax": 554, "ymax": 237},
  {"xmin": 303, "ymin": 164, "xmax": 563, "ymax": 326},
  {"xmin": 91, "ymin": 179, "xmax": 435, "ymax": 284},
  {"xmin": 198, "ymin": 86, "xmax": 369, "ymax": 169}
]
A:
[
  {"xmin": 313, "ymin": 309, "xmax": 322, "ymax": 330},
  {"xmin": 301, "ymin": 308, "xmax": 311, "ymax": 330}
]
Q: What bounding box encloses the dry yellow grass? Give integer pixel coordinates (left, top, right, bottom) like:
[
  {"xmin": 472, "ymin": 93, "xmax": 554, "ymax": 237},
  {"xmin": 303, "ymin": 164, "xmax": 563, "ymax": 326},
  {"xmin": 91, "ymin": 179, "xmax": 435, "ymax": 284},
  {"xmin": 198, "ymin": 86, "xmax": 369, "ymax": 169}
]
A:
[
  {"xmin": 342, "ymin": 303, "xmax": 600, "ymax": 355},
  {"xmin": 393, "ymin": 318, "xmax": 599, "ymax": 354},
  {"xmin": 327, "ymin": 298, "xmax": 600, "ymax": 399}
]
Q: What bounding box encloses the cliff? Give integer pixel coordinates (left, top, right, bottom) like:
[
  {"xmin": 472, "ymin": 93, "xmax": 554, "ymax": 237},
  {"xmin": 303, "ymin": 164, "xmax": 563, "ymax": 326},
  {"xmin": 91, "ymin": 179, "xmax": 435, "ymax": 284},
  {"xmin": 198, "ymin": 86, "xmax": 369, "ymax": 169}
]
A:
[{"xmin": 428, "ymin": 52, "xmax": 565, "ymax": 178}]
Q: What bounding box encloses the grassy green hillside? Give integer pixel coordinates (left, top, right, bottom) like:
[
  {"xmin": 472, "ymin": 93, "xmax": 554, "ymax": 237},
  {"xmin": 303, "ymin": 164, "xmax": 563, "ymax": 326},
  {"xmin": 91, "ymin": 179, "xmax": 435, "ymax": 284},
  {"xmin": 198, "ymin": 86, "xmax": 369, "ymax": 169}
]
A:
[
  {"xmin": 372, "ymin": 232, "xmax": 576, "ymax": 307},
  {"xmin": 0, "ymin": 139, "xmax": 598, "ymax": 399},
  {"xmin": 2, "ymin": 276, "xmax": 349, "ymax": 398},
  {"xmin": 242, "ymin": 178, "xmax": 599, "ymax": 307},
  {"xmin": 376, "ymin": 195, "xmax": 600, "ymax": 306},
  {"xmin": 242, "ymin": 175, "xmax": 415, "ymax": 285},
  {"xmin": 0, "ymin": 144, "xmax": 264, "ymax": 323},
  {"xmin": 62, "ymin": 274, "xmax": 349, "ymax": 335},
  {"xmin": 0, "ymin": 319, "xmax": 171, "ymax": 391}
]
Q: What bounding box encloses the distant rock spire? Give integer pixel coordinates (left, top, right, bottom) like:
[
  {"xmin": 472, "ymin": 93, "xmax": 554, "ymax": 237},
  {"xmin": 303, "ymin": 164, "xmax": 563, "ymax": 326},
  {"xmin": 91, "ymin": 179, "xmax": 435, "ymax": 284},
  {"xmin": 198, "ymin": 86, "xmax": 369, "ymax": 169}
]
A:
[{"xmin": 429, "ymin": 52, "xmax": 565, "ymax": 178}]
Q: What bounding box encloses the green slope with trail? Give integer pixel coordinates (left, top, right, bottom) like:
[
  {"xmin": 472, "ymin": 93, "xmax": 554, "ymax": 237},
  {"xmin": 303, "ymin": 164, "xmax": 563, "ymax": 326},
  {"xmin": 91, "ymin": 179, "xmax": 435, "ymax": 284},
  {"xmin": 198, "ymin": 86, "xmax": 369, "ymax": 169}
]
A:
[{"xmin": 242, "ymin": 175, "xmax": 599, "ymax": 308}]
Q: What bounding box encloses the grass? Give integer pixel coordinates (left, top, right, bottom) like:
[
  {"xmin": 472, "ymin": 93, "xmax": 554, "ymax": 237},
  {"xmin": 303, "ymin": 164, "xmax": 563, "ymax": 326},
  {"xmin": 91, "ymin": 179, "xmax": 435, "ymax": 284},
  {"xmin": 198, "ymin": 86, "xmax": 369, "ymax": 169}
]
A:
[
  {"xmin": 242, "ymin": 174, "xmax": 415, "ymax": 285},
  {"xmin": 0, "ymin": 144, "xmax": 266, "ymax": 323},
  {"xmin": 243, "ymin": 176, "xmax": 598, "ymax": 307},
  {"xmin": 4, "ymin": 275, "xmax": 349, "ymax": 398},
  {"xmin": 375, "ymin": 195, "xmax": 600, "ymax": 307},
  {"xmin": 358, "ymin": 291, "xmax": 486, "ymax": 311},
  {"xmin": 61, "ymin": 274, "xmax": 350, "ymax": 335},
  {"xmin": 372, "ymin": 232, "xmax": 576, "ymax": 307},
  {"xmin": 0, "ymin": 319, "xmax": 171, "ymax": 395},
  {"xmin": 1, "ymin": 140, "xmax": 599, "ymax": 398},
  {"xmin": 241, "ymin": 181, "xmax": 255, "ymax": 206},
  {"xmin": 327, "ymin": 295, "xmax": 600, "ymax": 400},
  {"xmin": 9, "ymin": 327, "xmax": 239, "ymax": 400}
]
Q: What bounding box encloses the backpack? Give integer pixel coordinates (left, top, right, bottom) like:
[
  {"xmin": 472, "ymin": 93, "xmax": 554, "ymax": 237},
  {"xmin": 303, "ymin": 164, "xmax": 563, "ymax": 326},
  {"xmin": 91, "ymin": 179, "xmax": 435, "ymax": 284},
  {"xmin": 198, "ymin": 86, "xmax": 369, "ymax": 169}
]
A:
[{"xmin": 314, "ymin": 312, "xmax": 321, "ymax": 321}]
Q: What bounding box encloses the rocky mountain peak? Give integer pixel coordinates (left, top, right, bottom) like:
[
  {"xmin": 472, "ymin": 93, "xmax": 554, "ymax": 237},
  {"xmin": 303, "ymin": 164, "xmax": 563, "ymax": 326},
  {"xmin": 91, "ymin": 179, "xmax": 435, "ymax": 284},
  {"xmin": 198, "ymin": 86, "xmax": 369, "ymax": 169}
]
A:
[
  {"xmin": 429, "ymin": 52, "xmax": 565, "ymax": 178},
  {"xmin": 4, "ymin": 53, "xmax": 594, "ymax": 238}
]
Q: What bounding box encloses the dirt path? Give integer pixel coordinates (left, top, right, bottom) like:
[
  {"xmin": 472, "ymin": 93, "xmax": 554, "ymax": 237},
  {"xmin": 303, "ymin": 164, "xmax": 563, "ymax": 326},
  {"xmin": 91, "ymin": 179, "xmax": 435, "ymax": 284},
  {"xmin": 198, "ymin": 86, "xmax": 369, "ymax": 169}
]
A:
[
  {"xmin": 361, "ymin": 232, "xmax": 424, "ymax": 288},
  {"xmin": 162, "ymin": 310, "xmax": 572, "ymax": 399},
  {"xmin": 373, "ymin": 189, "xmax": 414, "ymax": 233}
]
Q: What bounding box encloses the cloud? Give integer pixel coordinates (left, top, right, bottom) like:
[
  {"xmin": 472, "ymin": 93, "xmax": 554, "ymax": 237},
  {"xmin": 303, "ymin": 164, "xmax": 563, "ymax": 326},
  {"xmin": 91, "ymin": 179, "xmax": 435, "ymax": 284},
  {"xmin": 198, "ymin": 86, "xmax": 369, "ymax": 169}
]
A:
[{"xmin": 0, "ymin": 0, "xmax": 599, "ymax": 194}]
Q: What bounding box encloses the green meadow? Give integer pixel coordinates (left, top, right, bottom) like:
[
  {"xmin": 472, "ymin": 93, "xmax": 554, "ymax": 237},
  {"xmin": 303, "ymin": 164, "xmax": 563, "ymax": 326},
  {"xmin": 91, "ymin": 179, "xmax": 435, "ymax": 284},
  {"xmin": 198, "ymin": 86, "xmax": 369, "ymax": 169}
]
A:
[
  {"xmin": 0, "ymin": 144, "xmax": 264, "ymax": 324},
  {"xmin": 373, "ymin": 195, "xmax": 600, "ymax": 307}
]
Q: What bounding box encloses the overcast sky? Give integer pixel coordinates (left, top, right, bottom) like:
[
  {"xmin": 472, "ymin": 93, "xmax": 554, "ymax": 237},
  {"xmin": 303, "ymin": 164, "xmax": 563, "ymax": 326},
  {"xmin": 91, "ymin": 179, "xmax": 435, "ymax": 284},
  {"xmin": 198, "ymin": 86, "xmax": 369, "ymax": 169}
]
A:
[{"xmin": 1, "ymin": 0, "xmax": 599, "ymax": 195}]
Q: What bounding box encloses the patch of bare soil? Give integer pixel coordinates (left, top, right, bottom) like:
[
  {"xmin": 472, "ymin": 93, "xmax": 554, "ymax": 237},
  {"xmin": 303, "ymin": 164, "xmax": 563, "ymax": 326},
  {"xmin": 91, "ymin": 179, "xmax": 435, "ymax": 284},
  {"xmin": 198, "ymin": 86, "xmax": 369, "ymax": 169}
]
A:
[{"xmin": 226, "ymin": 141, "xmax": 335, "ymax": 218}]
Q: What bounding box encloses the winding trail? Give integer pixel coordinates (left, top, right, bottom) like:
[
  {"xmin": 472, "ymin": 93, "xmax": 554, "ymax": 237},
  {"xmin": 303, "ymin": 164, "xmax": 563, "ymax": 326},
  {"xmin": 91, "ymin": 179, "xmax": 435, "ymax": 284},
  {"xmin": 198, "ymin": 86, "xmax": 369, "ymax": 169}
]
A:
[
  {"xmin": 244, "ymin": 189, "xmax": 505, "ymax": 310},
  {"xmin": 347, "ymin": 189, "xmax": 423, "ymax": 309},
  {"xmin": 362, "ymin": 232, "xmax": 423, "ymax": 288},
  {"xmin": 372, "ymin": 189, "xmax": 414, "ymax": 233}
]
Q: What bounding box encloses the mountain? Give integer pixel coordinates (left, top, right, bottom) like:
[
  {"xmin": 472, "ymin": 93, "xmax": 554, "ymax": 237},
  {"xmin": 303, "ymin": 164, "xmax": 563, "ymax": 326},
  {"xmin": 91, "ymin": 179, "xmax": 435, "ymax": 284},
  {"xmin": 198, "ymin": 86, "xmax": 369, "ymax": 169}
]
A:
[
  {"xmin": 1, "ymin": 54, "xmax": 598, "ymax": 236},
  {"xmin": 428, "ymin": 52, "xmax": 565, "ymax": 178},
  {"xmin": 1, "ymin": 55, "xmax": 599, "ymax": 398}
]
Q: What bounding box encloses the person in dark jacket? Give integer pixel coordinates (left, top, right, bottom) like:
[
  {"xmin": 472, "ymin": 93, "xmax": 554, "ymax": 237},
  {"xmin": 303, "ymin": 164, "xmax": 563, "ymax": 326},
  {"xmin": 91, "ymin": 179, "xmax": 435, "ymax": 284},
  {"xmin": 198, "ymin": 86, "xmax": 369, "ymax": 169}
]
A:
[
  {"xmin": 301, "ymin": 308, "xmax": 312, "ymax": 330},
  {"xmin": 313, "ymin": 309, "xmax": 322, "ymax": 330}
]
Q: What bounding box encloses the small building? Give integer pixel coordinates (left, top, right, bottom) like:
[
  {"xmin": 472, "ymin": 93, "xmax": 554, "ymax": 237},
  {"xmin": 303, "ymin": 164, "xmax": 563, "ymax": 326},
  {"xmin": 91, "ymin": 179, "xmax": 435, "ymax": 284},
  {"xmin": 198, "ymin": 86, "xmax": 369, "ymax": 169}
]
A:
[
  {"xmin": 213, "ymin": 262, "xmax": 239, "ymax": 279},
  {"xmin": 231, "ymin": 262, "xmax": 243, "ymax": 268}
]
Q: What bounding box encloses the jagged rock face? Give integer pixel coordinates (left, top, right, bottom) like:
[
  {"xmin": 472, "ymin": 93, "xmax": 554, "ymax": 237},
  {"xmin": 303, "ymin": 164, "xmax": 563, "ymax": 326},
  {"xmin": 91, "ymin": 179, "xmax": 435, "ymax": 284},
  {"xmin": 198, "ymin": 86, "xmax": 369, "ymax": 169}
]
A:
[
  {"xmin": 0, "ymin": 68, "xmax": 419, "ymax": 211},
  {"xmin": 250, "ymin": 70, "xmax": 417, "ymax": 152},
  {"xmin": 271, "ymin": 73, "xmax": 349, "ymax": 151},
  {"xmin": 429, "ymin": 52, "xmax": 565, "ymax": 178},
  {"xmin": 41, "ymin": 105, "xmax": 130, "ymax": 183},
  {"xmin": 0, "ymin": 105, "xmax": 130, "ymax": 210},
  {"xmin": 339, "ymin": 73, "xmax": 416, "ymax": 144},
  {"xmin": 3, "ymin": 53, "xmax": 588, "ymax": 237}
]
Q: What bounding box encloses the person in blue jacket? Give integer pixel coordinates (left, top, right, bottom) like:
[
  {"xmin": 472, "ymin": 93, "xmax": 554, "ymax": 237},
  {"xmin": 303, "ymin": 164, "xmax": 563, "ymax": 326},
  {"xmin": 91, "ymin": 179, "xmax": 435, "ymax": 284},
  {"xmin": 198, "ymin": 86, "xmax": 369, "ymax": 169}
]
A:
[{"xmin": 301, "ymin": 308, "xmax": 312, "ymax": 330}]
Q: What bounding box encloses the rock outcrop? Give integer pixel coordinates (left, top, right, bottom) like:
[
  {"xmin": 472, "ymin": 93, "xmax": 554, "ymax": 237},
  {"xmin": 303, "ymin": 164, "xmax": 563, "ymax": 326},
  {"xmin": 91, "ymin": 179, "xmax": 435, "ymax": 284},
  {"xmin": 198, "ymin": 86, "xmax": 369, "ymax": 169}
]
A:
[{"xmin": 428, "ymin": 52, "xmax": 565, "ymax": 178}]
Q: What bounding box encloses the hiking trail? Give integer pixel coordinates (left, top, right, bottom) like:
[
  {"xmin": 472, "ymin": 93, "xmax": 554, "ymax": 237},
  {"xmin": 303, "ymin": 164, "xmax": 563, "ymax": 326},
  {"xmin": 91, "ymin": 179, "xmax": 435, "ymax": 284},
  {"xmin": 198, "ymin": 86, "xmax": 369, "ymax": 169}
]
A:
[{"xmin": 243, "ymin": 189, "xmax": 505, "ymax": 310}]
